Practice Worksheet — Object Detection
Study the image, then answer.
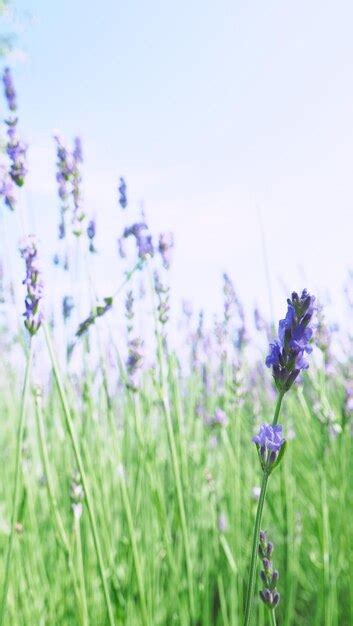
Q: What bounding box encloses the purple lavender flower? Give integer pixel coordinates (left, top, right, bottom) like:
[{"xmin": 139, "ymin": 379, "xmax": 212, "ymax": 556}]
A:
[
  {"xmin": 0, "ymin": 166, "xmax": 16, "ymax": 210},
  {"xmin": 71, "ymin": 137, "xmax": 85, "ymax": 236},
  {"xmin": 266, "ymin": 289, "xmax": 316, "ymax": 392},
  {"xmin": 124, "ymin": 222, "xmax": 154, "ymax": 259},
  {"xmin": 258, "ymin": 531, "xmax": 280, "ymax": 610},
  {"xmin": 213, "ymin": 408, "xmax": 228, "ymax": 427},
  {"xmin": 20, "ymin": 235, "xmax": 44, "ymax": 336},
  {"xmin": 158, "ymin": 232, "xmax": 174, "ymax": 268},
  {"xmin": 73, "ymin": 137, "xmax": 83, "ymax": 163},
  {"xmin": 126, "ymin": 337, "xmax": 144, "ymax": 390},
  {"xmin": 3, "ymin": 67, "xmax": 17, "ymax": 111},
  {"xmin": 117, "ymin": 237, "xmax": 126, "ymax": 259},
  {"xmin": 218, "ymin": 513, "xmax": 228, "ymax": 533},
  {"xmin": 118, "ymin": 177, "xmax": 127, "ymax": 209},
  {"xmin": 87, "ymin": 219, "xmax": 97, "ymax": 253},
  {"xmin": 62, "ymin": 296, "xmax": 74, "ymax": 323},
  {"xmin": 253, "ymin": 424, "xmax": 285, "ymax": 471},
  {"xmin": 6, "ymin": 119, "xmax": 28, "ymax": 187}
]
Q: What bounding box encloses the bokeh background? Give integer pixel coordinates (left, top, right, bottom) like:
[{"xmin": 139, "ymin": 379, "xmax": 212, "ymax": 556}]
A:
[{"xmin": 3, "ymin": 0, "xmax": 353, "ymax": 322}]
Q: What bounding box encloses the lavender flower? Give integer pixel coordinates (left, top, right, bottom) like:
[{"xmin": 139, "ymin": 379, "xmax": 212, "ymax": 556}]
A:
[
  {"xmin": 158, "ymin": 232, "xmax": 174, "ymax": 268},
  {"xmin": 6, "ymin": 119, "xmax": 28, "ymax": 187},
  {"xmin": 258, "ymin": 531, "xmax": 280, "ymax": 610},
  {"xmin": 62, "ymin": 296, "xmax": 74, "ymax": 323},
  {"xmin": 87, "ymin": 219, "xmax": 97, "ymax": 253},
  {"xmin": 253, "ymin": 424, "xmax": 286, "ymax": 472},
  {"xmin": 0, "ymin": 166, "xmax": 15, "ymax": 210},
  {"xmin": 76, "ymin": 296, "xmax": 113, "ymax": 337},
  {"xmin": 124, "ymin": 222, "xmax": 154, "ymax": 259},
  {"xmin": 20, "ymin": 235, "xmax": 44, "ymax": 336},
  {"xmin": 154, "ymin": 271, "xmax": 170, "ymax": 324},
  {"xmin": 71, "ymin": 136, "xmax": 85, "ymax": 236},
  {"xmin": 3, "ymin": 67, "xmax": 17, "ymax": 111},
  {"xmin": 118, "ymin": 177, "xmax": 127, "ymax": 209},
  {"xmin": 117, "ymin": 237, "xmax": 126, "ymax": 259},
  {"xmin": 126, "ymin": 337, "xmax": 144, "ymax": 390},
  {"xmin": 266, "ymin": 289, "xmax": 315, "ymax": 392}
]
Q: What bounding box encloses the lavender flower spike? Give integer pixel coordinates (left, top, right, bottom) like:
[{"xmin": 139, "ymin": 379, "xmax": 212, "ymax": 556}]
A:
[
  {"xmin": 20, "ymin": 235, "xmax": 44, "ymax": 336},
  {"xmin": 118, "ymin": 177, "xmax": 127, "ymax": 209},
  {"xmin": 266, "ymin": 289, "xmax": 316, "ymax": 392},
  {"xmin": 158, "ymin": 232, "xmax": 174, "ymax": 268},
  {"xmin": 3, "ymin": 67, "xmax": 17, "ymax": 111},
  {"xmin": 253, "ymin": 424, "xmax": 286, "ymax": 472}
]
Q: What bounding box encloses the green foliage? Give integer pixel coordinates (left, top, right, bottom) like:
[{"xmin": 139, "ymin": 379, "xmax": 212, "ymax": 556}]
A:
[{"xmin": 0, "ymin": 335, "xmax": 350, "ymax": 625}]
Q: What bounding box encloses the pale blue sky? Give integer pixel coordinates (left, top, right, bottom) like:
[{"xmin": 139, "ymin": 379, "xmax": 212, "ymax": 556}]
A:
[{"xmin": 4, "ymin": 0, "xmax": 353, "ymax": 325}]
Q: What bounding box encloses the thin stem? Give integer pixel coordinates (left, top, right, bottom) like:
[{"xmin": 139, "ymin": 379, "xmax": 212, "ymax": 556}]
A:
[
  {"xmin": 43, "ymin": 323, "xmax": 116, "ymax": 626},
  {"xmin": 0, "ymin": 339, "xmax": 33, "ymax": 626},
  {"xmin": 34, "ymin": 388, "xmax": 85, "ymax": 624},
  {"xmin": 243, "ymin": 471, "xmax": 270, "ymax": 626},
  {"xmin": 244, "ymin": 390, "xmax": 286, "ymax": 626},
  {"xmin": 272, "ymin": 390, "xmax": 285, "ymax": 426},
  {"xmin": 269, "ymin": 609, "xmax": 277, "ymax": 626}
]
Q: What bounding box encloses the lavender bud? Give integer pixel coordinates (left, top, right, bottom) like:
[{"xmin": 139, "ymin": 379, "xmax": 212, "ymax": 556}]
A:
[
  {"xmin": 3, "ymin": 67, "xmax": 17, "ymax": 111},
  {"xmin": 118, "ymin": 177, "xmax": 127, "ymax": 209},
  {"xmin": 19, "ymin": 235, "xmax": 44, "ymax": 336}
]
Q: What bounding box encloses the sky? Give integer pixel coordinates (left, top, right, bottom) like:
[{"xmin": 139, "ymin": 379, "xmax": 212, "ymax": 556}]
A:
[{"xmin": 2, "ymin": 0, "xmax": 353, "ymax": 328}]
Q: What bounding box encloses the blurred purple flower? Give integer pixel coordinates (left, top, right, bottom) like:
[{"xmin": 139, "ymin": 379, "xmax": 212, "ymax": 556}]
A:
[
  {"xmin": 20, "ymin": 235, "xmax": 44, "ymax": 336},
  {"xmin": 158, "ymin": 232, "xmax": 174, "ymax": 268},
  {"xmin": 3, "ymin": 67, "xmax": 17, "ymax": 111},
  {"xmin": 118, "ymin": 177, "xmax": 127, "ymax": 209}
]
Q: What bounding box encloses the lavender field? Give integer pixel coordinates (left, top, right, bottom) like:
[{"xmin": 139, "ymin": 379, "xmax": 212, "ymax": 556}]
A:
[{"xmin": 0, "ymin": 58, "xmax": 353, "ymax": 626}]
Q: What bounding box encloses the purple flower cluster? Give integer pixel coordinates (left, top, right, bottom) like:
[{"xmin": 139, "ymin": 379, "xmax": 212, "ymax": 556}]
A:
[
  {"xmin": 126, "ymin": 337, "xmax": 144, "ymax": 390},
  {"xmin": 87, "ymin": 219, "xmax": 97, "ymax": 253},
  {"xmin": 6, "ymin": 119, "xmax": 28, "ymax": 187},
  {"xmin": 118, "ymin": 177, "xmax": 127, "ymax": 209},
  {"xmin": 54, "ymin": 134, "xmax": 85, "ymax": 238},
  {"xmin": 62, "ymin": 295, "xmax": 74, "ymax": 323},
  {"xmin": 0, "ymin": 68, "xmax": 28, "ymax": 210},
  {"xmin": 258, "ymin": 531, "xmax": 280, "ymax": 610},
  {"xmin": 0, "ymin": 165, "xmax": 15, "ymax": 210},
  {"xmin": 266, "ymin": 289, "xmax": 315, "ymax": 392},
  {"xmin": 253, "ymin": 424, "xmax": 285, "ymax": 471},
  {"xmin": 158, "ymin": 232, "xmax": 174, "ymax": 268},
  {"xmin": 20, "ymin": 235, "xmax": 44, "ymax": 336},
  {"xmin": 123, "ymin": 222, "xmax": 154, "ymax": 259},
  {"xmin": 3, "ymin": 67, "xmax": 17, "ymax": 111}
]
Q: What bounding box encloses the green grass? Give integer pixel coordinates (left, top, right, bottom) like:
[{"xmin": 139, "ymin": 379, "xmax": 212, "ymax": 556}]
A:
[{"xmin": 0, "ymin": 313, "xmax": 351, "ymax": 626}]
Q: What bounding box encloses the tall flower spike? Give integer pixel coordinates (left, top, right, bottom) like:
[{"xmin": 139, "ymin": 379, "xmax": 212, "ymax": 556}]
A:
[
  {"xmin": 266, "ymin": 289, "xmax": 316, "ymax": 392},
  {"xmin": 20, "ymin": 235, "xmax": 44, "ymax": 336},
  {"xmin": 118, "ymin": 177, "xmax": 127, "ymax": 209},
  {"xmin": 158, "ymin": 232, "xmax": 174, "ymax": 268},
  {"xmin": 258, "ymin": 531, "xmax": 280, "ymax": 610},
  {"xmin": 253, "ymin": 423, "xmax": 286, "ymax": 473},
  {"xmin": 3, "ymin": 67, "xmax": 17, "ymax": 111}
]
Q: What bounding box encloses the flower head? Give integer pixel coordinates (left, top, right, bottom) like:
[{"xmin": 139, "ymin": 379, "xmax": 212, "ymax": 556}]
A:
[
  {"xmin": 3, "ymin": 67, "xmax": 17, "ymax": 111},
  {"xmin": 253, "ymin": 424, "xmax": 285, "ymax": 471},
  {"xmin": 118, "ymin": 177, "xmax": 127, "ymax": 209},
  {"xmin": 20, "ymin": 235, "xmax": 44, "ymax": 336},
  {"xmin": 266, "ymin": 289, "xmax": 316, "ymax": 391},
  {"xmin": 158, "ymin": 232, "xmax": 174, "ymax": 268}
]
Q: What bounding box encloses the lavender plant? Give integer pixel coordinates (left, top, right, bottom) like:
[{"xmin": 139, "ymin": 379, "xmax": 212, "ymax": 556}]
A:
[{"xmin": 243, "ymin": 289, "xmax": 316, "ymax": 626}]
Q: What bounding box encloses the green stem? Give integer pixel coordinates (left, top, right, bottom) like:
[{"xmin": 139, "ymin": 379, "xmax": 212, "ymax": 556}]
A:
[
  {"xmin": 243, "ymin": 471, "xmax": 270, "ymax": 626},
  {"xmin": 244, "ymin": 390, "xmax": 286, "ymax": 626},
  {"xmin": 272, "ymin": 390, "xmax": 285, "ymax": 426},
  {"xmin": 269, "ymin": 609, "xmax": 277, "ymax": 626},
  {"xmin": 34, "ymin": 388, "xmax": 86, "ymax": 624},
  {"xmin": 43, "ymin": 323, "xmax": 116, "ymax": 626},
  {"xmin": 0, "ymin": 340, "xmax": 33, "ymax": 626}
]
